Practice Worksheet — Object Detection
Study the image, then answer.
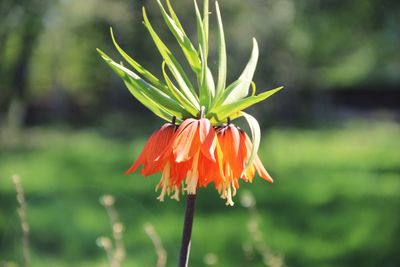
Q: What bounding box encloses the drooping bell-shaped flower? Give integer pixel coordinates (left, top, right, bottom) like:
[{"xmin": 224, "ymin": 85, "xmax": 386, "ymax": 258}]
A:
[
  {"xmin": 127, "ymin": 118, "xmax": 221, "ymax": 201},
  {"xmin": 171, "ymin": 118, "xmax": 218, "ymax": 193},
  {"xmin": 215, "ymin": 123, "xmax": 273, "ymax": 205},
  {"xmin": 125, "ymin": 123, "xmax": 176, "ymax": 176},
  {"xmin": 98, "ymin": 0, "xmax": 282, "ymax": 205}
]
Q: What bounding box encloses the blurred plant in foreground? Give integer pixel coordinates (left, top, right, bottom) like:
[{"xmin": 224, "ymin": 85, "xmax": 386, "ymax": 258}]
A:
[
  {"xmin": 1, "ymin": 175, "xmax": 30, "ymax": 267},
  {"xmin": 98, "ymin": 194, "xmax": 168, "ymax": 267},
  {"xmin": 241, "ymin": 191, "xmax": 285, "ymax": 267},
  {"xmin": 143, "ymin": 223, "xmax": 167, "ymax": 267},
  {"xmin": 97, "ymin": 195, "xmax": 125, "ymax": 267},
  {"xmin": 8, "ymin": 175, "xmax": 30, "ymax": 267},
  {"xmin": 97, "ymin": 194, "xmax": 125, "ymax": 267}
]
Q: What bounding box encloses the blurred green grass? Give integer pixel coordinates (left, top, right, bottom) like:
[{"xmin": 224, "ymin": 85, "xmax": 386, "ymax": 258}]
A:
[{"xmin": 1, "ymin": 119, "xmax": 399, "ymax": 267}]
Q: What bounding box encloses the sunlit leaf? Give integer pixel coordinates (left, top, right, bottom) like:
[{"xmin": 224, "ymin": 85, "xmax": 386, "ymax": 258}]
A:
[
  {"xmin": 215, "ymin": 1, "xmax": 227, "ymax": 100},
  {"xmin": 202, "ymin": 0, "xmax": 209, "ymax": 57},
  {"xmin": 156, "ymin": 0, "xmax": 201, "ymax": 73},
  {"xmin": 142, "ymin": 8, "xmax": 200, "ymax": 109},
  {"xmin": 97, "ymin": 49, "xmax": 189, "ymax": 121},
  {"xmin": 162, "ymin": 61, "xmax": 199, "ymax": 116},
  {"xmin": 222, "ymin": 39, "xmax": 259, "ymax": 105},
  {"xmin": 212, "ymin": 79, "xmax": 241, "ymax": 108},
  {"xmin": 209, "ymin": 86, "xmax": 283, "ymax": 123},
  {"xmin": 166, "ymin": 0, "xmax": 184, "ymax": 31},
  {"xmin": 109, "ymin": 27, "xmax": 168, "ymax": 94},
  {"xmin": 98, "ymin": 0, "xmax": 283, "ymax": 125},
  {"xmin": 195, "ymin": 1, "xmax": 214, "ymax": 110},
  {"xmin": 241, "ymin": 112, "xmax": 261, "ymax": 172}
]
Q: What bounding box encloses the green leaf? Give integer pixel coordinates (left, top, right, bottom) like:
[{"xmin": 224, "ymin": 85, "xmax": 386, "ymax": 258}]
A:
[
  {"xmin": 142, "ymin": 8, "xmax": 200, "ymax": 109},
  {"xmin": 102, "ymin": 61, "xmax": 173, "ymax": 121},
  {"xmin": 208, "ymin": 86, "xmax": 283, "ymax": 123},
  {"xmin": 195, "ymin": 1, "xmax": 214, "ymax": 110},
  {"xmin": 212, "ymin": 79, "xmax": 241, "ymax": 108},
  {"xmin": 109, "ymin": 27, "xmax": 169, "ymax": 94},
  {"xmin": 161, "ymin": 61, "xmax": 199, "ymax": 116},
  {"xmin": 166, "ymin": 0, "xmax": 184, "ymax": 31},
  {"xmin": 215, "ymin": 1, "xmax": 227, "ymax": 100},
  {"xmin": 203, "ymin": 0, "xmax": 209, "ymax": 57},
  {"xmin": 206, "ymin": 67, "xmax": 216, "ymax": 100},
  {"xmin": 194, "ymin": 0, "xmax": 207, "ymax": 64},
  {"xmin": 241, "ymin": 112, "xmax": 261, "ymax": 172},
  {"xmin": 223, "ymin": 39, "xmax": 259, "ymax": 105},
  {"xmin": 123, "ymin": 78, "xmax": 182, "ymax": 123},
  {"xmin": 198, "ymin": 46, "xmax": 215, "ymax": 110},
  {"xmin": 97, "ymin": 49, "xmax": 189, "ymax": 121},
  {"xmin": 156, "ymin": 0, "xmax": 201, "ymax": 73}
]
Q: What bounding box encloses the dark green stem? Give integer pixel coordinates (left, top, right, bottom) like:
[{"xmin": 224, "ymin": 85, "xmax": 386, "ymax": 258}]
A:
[{"xmin": 178, "ymin": 194, "xmax": 197, "ymax": 267}]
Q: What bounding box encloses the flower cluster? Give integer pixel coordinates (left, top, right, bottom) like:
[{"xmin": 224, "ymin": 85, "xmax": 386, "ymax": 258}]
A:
[
  {"xmin": 99, "ymin": 0, "xmax": 282, "ymax": 205},
  {"xmin": 126, "ymin": 118, "xmax": 272, "ymax": 206}
]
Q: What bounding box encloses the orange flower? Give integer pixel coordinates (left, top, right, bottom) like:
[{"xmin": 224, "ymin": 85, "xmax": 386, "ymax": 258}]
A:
[
  {"xmin": 125, "ymin": 123, "xmax": 176, "ymax": 176},
  {"xmin": 163, "ymin": 118, "xmax": 220, "ymax": 198},
  {"xmin": 126, "ymin": 119, "xmax": 273, "ymax": 206},
  {"xmin": 126, "ymin": 119, "xmax": 220, "ymax": 201},
  {"xmin": 215, "ymin": 124, "xmax": 273, "ymax": 205},
  {"xmin": 241, "ymin": 130, "xmax": 273, "ymax": 184}
]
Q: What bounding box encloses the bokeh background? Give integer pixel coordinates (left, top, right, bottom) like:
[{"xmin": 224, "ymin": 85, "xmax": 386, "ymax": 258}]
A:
[{"xmin": 1, "ymin": 0, "xmax": 399, "ymax": 266}]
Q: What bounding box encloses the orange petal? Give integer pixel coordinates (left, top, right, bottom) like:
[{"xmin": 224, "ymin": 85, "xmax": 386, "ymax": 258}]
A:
[
  {"xmin": 254, "ymin": 155, "xmax": 273, "ymax": 183},
  {"xmin": 227, "ymin": 126, "xmax": 244, "ymax": 177},
  {"xmin": 173, "ymin": 119, "xmax": 199, "ymax": 162},
  {"xmin": 170, "ymin": 159, "xmax": 192, "ymax": 186},
  {"xmin": 200, "ymin": 119, "xmax": 217, "ymax": 161},
  {"xmin": 126, "ymin": 123, "xmax": 175, "ymax": 175}
]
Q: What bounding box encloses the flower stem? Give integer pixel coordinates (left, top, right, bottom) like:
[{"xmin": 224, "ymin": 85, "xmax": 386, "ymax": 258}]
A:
[{"xmin": 178, "ymin": 194, "xmax": 197, "ymax": 267}]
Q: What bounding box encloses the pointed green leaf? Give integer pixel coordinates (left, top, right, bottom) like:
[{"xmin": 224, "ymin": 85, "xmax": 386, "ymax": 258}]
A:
[
  {"xmin": 100, "ymin": 56, "xmax": 173, "ymax": 121},
  {"xmin": 109, "ymin": 27, "xmax": 169, "ymax": 94},
  {"xmin": 194, "ymin": 0, "xmax": 207, "ymax": 65},
  {"xmin": 116, "ymin": 64, "xmax": 188, "ymax": 117},
  {"xmin": 97, "ymin": 49, "xmax": 190, "ymax": 120},
  {"xmin": 198, "ymin": 45, "xmax": 215, "ymax": 110},
  {"xmin": 166, "ymin": 0, "xmax": 184, "ymax": 31},
  {"xmin": 161, "ymin": 61, "xmax": 198, "ymax": 116},
  {"xmin": 142, "ymin": 8, "xmax": 200, "ymax": 108},
  {"xmin": 241, "ymin": 112, "xmax": 261, "ymax": 172},
  {"xmin": 203, "ymin": 0, "xmax": 209, "ymax": 57},
  {"xmin": 195, "ymin": 1, "xmax": 214, "ymax": 110},
  {"xmin": 215, "ymin": 1, "xmax": 227, "ymax": 100},
  {"xmin": 223, "ymin": 39, "xmax": 259, "ymax": 105},
  {"xmin": 156, "ymin": 0, "xmax": 201, "ymax": 73},
  {"xmin": 212, "ymin": 79, "xmax": 241, "ymax": 108},
  {"xmin": 206, "ymin": 67, "xmax": 216, "ymax": 99},
  {"xmin": 123, "ymin": 78, "xmax": 182, "ymax": 122},
  {"xmin": 208, "ymin": 86, "xmax": 283, "ymax": 122}
]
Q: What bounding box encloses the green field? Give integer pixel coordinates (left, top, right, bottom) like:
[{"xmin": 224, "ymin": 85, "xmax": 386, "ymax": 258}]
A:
[{"xmin": 1, "ymin": 119, "xmax": 399, "ymax": 267}]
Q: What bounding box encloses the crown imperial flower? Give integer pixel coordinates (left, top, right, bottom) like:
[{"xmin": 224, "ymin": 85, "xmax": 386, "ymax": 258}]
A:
[{"xmin": 98, "ymin": 0, "xmax": 282, "ymax": 205}]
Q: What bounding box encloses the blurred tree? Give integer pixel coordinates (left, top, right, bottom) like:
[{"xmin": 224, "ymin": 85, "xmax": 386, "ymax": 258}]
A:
[{"xmin": 0, "ymin": 0, "xmax": 52, "ymax": 133}]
